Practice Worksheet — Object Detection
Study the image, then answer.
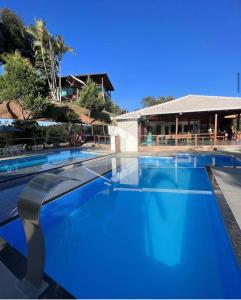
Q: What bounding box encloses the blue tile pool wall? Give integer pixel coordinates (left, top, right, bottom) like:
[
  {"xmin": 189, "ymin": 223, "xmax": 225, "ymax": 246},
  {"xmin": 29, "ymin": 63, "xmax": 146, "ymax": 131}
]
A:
[{"xmin": 0, "ymin": 154, "xmax": 241, "ymax": 298}]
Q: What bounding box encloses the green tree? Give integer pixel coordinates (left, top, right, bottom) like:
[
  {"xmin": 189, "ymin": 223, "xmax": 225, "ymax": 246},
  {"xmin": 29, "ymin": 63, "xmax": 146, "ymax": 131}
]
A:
[
  {"xmin": 157, "ymin": 96, "xmax": 174, "ymax": 103},
  {"xmin": 0, "ymin": 8, "xmax": 33, "ymax": 61},
  {"xmin": 105, "ymin": 98, "xmax": 126, "ymax": 115},
  {"xmin": 53, "ymin": 34, "xmax": 75, "ymax": 101},
  {"xmin": 0, "ymin": 51, "xmax": 50, "ymax": 119},
  {"xmin": 27, "ymin": 20, "xmax": 74, "ymax": 101},
  {"xmin": 27, "ymin": 20, "xmax": 53, "ymax": 93},
  {"xmin": 0, "ymin": 9, "xmax": 74, "ymax": 101},
  {"xmin": 141, "ymin": 95, "xmax": 173, "ymax": 107},
  {"xmin": 12, "ymin": 120, "xmax": 41, "ymax": 138},
  {"xmin": 78, "ymin": 77, "xmax": 105, "ymax": 122},
  {"xmin": 141, "ymin": 96, "xmax": 157, "ymax": 108}
]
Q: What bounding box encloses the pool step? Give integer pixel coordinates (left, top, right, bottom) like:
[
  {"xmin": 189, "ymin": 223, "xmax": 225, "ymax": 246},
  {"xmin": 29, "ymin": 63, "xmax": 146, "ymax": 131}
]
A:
[{"xmin": 0, "ymin": 260, "xmax": 27, "ymax": 298}]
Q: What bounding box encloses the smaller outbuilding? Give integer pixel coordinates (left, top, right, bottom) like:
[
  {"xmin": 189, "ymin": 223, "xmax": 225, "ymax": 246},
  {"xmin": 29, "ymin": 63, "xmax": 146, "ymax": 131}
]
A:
[{"xmin": 60, "ymin": 73, "xmax": 114, "ymax": 101}]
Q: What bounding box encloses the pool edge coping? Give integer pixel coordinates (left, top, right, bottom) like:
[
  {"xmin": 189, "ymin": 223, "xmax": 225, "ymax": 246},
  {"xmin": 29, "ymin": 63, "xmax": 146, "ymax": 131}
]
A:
[{"xmin": 206, "ymin": 166, "xmax": 241, "ymax": 268}]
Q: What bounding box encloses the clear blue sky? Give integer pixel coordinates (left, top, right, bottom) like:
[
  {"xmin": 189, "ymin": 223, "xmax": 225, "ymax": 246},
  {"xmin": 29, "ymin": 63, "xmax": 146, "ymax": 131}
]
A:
[{"xmin": 2, "ymin": 0, "xmax": 241, "ymax": 110}]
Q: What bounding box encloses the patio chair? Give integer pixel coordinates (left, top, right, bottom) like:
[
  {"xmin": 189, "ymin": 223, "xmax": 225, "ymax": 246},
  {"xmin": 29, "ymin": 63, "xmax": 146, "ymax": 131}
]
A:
[
  {"xmin": 9, "ymin": 144, "xmax": 25, "ymax": 155},
  {"xmin": 0, "ymin": 145, "xmax": 11, "ymax": 156},
  {"xmin": 32, "ymin": 144, "xmax": 44, "ymax": 151}
]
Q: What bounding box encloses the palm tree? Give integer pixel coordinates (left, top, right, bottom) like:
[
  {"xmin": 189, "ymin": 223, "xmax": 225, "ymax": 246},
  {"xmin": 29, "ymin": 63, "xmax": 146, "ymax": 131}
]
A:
[
  {"xmin": 27, "ymin": 20, "xmax": 74, "ymax": 101},
  {"xmin": 27, "ymin": 20, "xmax": 52, "ymax": 92},
  {"xmin": 53, "ymin": 34, "xmax": 75, "ymax": 101}
]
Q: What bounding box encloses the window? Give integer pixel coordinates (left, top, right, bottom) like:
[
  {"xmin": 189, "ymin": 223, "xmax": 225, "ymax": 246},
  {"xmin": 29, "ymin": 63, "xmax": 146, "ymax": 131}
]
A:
[
  {"xmin": 156, "ymin": 125, "xmax": 162, "ymax": 135},
  {"xmin": 171, "ymin": 125, "xmax": 175, "ymax": 134}
]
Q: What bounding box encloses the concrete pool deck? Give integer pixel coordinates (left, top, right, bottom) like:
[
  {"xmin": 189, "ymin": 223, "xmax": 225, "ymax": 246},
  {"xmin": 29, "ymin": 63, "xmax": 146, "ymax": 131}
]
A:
[
  {"xmin": 209, "ymin": 166, "xmax": 241, "ymax": 266},
  {"xmin": 212, "ymin": 167, "xmax": 241, "ymax": 230}
]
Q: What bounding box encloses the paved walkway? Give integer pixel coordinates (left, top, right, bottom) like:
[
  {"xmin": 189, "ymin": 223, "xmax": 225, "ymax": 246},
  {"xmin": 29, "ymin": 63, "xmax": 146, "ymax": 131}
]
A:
[{"xmin": 212, "ymin": 167, "xmax": 241, "ymax": 229}]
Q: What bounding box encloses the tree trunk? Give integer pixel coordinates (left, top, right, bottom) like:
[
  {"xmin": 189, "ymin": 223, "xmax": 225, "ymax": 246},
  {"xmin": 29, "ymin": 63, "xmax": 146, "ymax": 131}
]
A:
[
  {"xmin": 48, "ymin": 36, "xmax": 58, "ymax": 100},
  {"xmin": 26, "ymin": 111, "xmax": 32, "ymax": 120},
  {"xmin": 59, "ymin": 60, "xmax": 62, "ymax": 102},
  {"xmin": 19, "ymin": 102, "xmax": 26, "ymax": 120},
  {"xmin": 40, "ymin": 47, "xmax": 52, "ymax": 95},
  {"xmin": 88, "ymin": 110, "xmax": 91, "ymax": 124},
  {"xmin": 6, "ymin": 100, "xmax": 18, "ymax": 119}
]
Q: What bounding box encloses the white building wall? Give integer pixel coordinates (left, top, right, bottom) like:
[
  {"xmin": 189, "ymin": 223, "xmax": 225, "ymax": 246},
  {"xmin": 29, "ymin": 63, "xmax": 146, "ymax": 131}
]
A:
[
  {"xmin": 110, "ymin": 135, "xmax": 116, "ymax": 152},
  {"xmin": 117, "ymin": 120, "xmax": 138, "ymax": 152},
  {"xmin": 108, "ymin": 125, "xmax": 118, "ymax": 152}
]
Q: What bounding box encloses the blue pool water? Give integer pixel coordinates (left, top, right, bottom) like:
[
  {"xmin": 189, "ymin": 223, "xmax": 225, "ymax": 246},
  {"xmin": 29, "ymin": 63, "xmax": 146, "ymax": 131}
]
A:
[
  {"xmin": 0, "ymin": 154, "xmax": 241, "ymax": 298},
  {"xmin": 0, "ymin": 150, "xmax": 96, "ymax": 173}
]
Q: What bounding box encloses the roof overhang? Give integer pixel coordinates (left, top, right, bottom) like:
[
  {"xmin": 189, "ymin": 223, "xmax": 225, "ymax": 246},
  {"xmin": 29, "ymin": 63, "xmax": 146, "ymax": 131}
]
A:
[
  {"xmin": 61, "ymin": 73, "xmax": 114, "ymax": 91},
  {"xmin": 116, "ymin": 95, "xmax": 241, "ymax": 121}
]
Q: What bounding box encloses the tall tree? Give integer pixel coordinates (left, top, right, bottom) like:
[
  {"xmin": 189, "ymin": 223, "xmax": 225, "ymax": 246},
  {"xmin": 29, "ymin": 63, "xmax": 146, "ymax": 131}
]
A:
[
  {"xmin": 0, "ymin": 9, "xmax": 74, "ymax": 101},
  {"xmin": 53, "ymin": 34, "xmax": 75, "ymax": 101},
  {"xmin": 27, "ymin": 20, "xmax": 54, "ymax": 94},
  {"xmin": 0, "ymin": 8, "xmax": 33, "ymax": 61},
  {"xmin": 27, "ymin": 20, "xmax": 74, "ymax": 101},
  {"xmin": 157, "ymin": 96, "xmax": 174, "ymax": 103},
  {"xmin": 0, "ymin": 51, "xmax": 50, "ymax": 119},
  {"xmin": 141, "ymin": 96, "xmax": 157, "ymax": 108},
  {"xmin": 141, "ymin": 95, "xmax": 174, "ymax": 107},
  {"xmin": 105, "ymin": 98, "xmax": 126, "ymax": 115}
]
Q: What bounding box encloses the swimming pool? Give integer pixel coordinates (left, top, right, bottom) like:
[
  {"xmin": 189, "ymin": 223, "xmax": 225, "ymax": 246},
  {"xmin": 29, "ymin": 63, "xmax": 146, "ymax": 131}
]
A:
[
  {"xmin": 0, "ymin": 150, "xmax": 97, "ymax": 173},
  {"xmin": 0, "ymin": 154, "xmax": 241, "ymax": 298}
]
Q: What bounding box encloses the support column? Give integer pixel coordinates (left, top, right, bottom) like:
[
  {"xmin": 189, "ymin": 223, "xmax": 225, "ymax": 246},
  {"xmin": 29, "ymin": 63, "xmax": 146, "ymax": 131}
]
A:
[
  {"xmin": 237, "ymin": 113, "xmax": 240, "ymax": 131},
  {"xmin": 175, "ymin": 115, "xmax": 179, "ymax": 145},
  {"xmin": 101, "ymin": 77, "xmax": 105, "ymax": 100},
  {"xmin": 214, "ymin": 113, "xmax": 218, "ymax": 145},
  {"xmin": 207, "ymin": 115, "xmax": 210, "ymax": 131},
  {"xmin": 188, "ymin": 119, "xmax": 190, "ymax": 133},
  {"xmin": 236, "ymin": 113, "xmax": 240, "ymax": 140},
  {"xmin": 138, "ymin": 120, "xmax": 142, "ymax": 148}
]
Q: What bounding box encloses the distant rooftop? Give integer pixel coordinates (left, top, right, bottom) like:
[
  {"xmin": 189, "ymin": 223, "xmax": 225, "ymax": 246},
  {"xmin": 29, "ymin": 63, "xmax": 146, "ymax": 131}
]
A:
[
  {"xmin": 116, "ymin": 95, "xmax": 241, "ymax": 120},
  {"xmin": 61, "ymin": 73, "xmax": 114, "ymax": 91}
]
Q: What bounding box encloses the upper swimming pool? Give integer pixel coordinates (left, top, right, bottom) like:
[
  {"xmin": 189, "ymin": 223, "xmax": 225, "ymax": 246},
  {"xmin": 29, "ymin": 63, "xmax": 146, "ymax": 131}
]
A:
[
  {"xmin": 0, "ymin": 154, "xmax": 241, "ymax": 298},
  {"xmin": 0, "ymin": 150, "xmax": 97, "ymax": 174},
  {"xmin": 140, "ymin": 153, "xmax": 241, "ymax": 168}
]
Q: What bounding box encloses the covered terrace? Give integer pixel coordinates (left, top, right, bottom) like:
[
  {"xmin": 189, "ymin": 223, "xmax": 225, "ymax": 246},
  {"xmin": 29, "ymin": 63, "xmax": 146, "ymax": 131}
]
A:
[{"xmin": 115, "ymin": 95, "xmax": 241, "ymax": 151}]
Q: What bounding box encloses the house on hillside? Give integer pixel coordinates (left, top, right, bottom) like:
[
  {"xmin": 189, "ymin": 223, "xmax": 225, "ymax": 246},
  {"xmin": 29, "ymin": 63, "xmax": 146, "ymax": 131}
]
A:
[
  {"xmin": 114, "ymin": 95, "xmax": 241, "ymax": 152},
  {"xmin": 61, "ymin": 73, "xmax": 114, "ymax": 100}
]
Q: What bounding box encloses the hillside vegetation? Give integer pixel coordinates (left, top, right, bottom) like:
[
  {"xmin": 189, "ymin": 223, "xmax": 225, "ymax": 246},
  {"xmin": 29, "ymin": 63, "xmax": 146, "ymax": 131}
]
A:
[
  {"xmin": 0, "ymin": 8, "xmax": 124, "ymax": 124},
  {"xmin": 0, "ymin": 100, "xmax": 114, "ymax": 125}
]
